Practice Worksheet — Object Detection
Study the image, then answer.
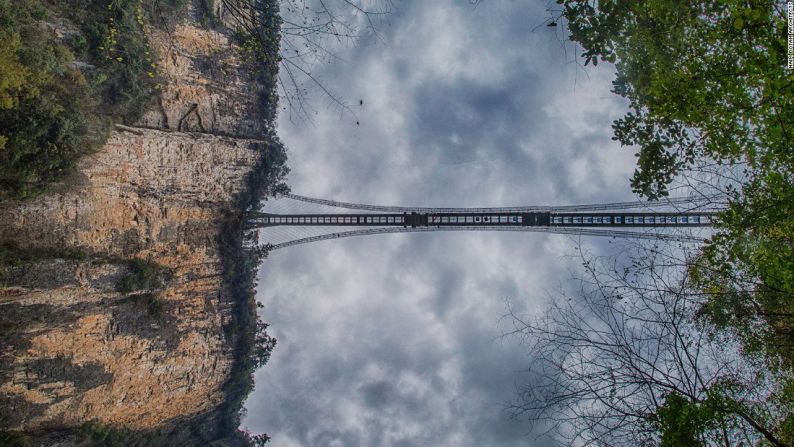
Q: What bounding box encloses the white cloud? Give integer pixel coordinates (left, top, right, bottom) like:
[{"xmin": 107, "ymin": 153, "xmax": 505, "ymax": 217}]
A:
[{"xmin": 244, "ymin": 1, "xmax": 638, "ymax": 445}]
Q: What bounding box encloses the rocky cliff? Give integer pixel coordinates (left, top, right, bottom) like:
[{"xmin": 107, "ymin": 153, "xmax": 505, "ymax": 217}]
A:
[{"xmin": 0, "ymin": 2, "xmax": 272, "ymax": 438}]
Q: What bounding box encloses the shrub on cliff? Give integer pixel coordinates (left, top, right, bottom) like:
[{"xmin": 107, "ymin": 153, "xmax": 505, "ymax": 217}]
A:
[
  {"xmin": 0, "ymin": 0, "xmax": 184, "ymax": 199},
  {"xmin": 0, "ymin": 0, "xmax": 103, "ymax": 199},
  {"xmin": 0, "ymin": 430, "xmax": 32, "ymax": 447},
  {"xmin": 116, "ymin": 258, "xmax": 172, "ymax": 293}
]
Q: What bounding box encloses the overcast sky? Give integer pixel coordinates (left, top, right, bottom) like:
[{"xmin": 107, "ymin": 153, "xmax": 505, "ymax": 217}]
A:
[{"xmin": 243, "ymin": 1, "xmax": 637, "ymax": 445}]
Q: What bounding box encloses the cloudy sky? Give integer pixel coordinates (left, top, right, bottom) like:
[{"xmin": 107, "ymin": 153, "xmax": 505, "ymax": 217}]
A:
[{"xmin": 243, "ymin": 1, "xmax": 637, "ymax": 445}]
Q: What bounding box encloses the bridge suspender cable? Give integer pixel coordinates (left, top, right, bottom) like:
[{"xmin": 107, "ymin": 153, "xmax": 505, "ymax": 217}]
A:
[
  {"xmin": 282, "ymin": 193, "xmax": 723, "ymax": 213},
  {"xmin": 266, "ymin": 225, "xmax": 707, "ymax": 251},
  {"xmin": 250, "ymin": 193, "xmax": 721, "ymax": 251}
]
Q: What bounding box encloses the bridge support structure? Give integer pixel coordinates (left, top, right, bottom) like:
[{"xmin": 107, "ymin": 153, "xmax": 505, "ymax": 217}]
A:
[
  {"xmin": 249, "ymin": 210, "xmax": 713, "ymax": 229},
  {"xmin": 248, "ymin": 205, "xmax": 716, "ymax": 250}
]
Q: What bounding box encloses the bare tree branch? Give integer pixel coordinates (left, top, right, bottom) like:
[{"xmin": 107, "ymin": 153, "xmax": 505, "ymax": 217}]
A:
[{"xmin": 504, "ymin": 240, "xmax": 792, "ymax": 446}]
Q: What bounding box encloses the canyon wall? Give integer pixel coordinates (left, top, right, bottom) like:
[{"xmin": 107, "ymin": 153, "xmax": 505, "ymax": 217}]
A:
[{"xmin": 0, "ymin": 4, "xmax": 266, "ymax": 434}]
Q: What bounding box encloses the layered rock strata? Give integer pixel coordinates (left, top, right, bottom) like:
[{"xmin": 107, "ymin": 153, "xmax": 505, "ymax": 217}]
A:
[{"xmin": 0, "ymin": 5, "xmax": 265, "ymax": 432}]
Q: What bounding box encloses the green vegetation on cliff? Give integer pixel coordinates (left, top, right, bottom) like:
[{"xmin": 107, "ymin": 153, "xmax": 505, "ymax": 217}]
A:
[
  {"xmin": 0, "ymin": 0, "xmax": 185, "ymax": 199},
  {"xmin": 1, "ymin": 0, "xmax": 287, "ymax": 445},
  {"xmin": 214, "ymin": 2, "xmax": 289, "ymax": 443},
  {"xmin": 213, "ymin": 136, "xmax": 287, "ymax": 445},
  {"xmin": 115, "ymin": 258, "xmax": 172, "ymax": 294}
]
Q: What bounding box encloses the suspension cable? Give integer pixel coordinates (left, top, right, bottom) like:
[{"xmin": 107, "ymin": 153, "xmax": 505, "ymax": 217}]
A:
[
  {"xmin": 267, "ymin": 225, "xmax": 705, "ymax": 250},
  {"xmin": 283, "ymin": 193, "xmax": 723, "ymax": 214}
]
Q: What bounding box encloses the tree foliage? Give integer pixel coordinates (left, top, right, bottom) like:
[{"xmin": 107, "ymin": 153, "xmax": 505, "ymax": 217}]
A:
[
  {"xmin": 0, "ymin": 0, "xmax": 181, "ymax": 199},
  {"xmin": 115, "ymin": 258, "xmax": 173, "ymax": 293},
  {"xmin": 656, "ymin": 393, "xmax": 710, "ymax": 447},
  {"xmin": 559, "ymin": 0, "xmax": 791, "ymax": 198},
  {"xmin": 0, "ymin": 0, "xmax": 100, "ymax": 198},
  {"xmin": 556, "ymin": 0, "xmax": 794, "ymax": 383},
  {"xmin": 213, "ymin": 129, "xmax": 289, "ymax": 445},
  {"xmin": 252, "ymin": 319, "xmax": 277, "ymax": 369}
]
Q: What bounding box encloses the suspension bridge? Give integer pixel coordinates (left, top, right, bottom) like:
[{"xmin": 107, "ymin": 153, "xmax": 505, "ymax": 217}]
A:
[{"xmin": 248, "ymin": 193, "xmax": 721, "ymax": 250}]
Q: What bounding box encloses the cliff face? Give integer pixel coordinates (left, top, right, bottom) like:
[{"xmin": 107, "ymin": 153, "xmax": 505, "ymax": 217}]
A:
[{"xmin": 0, "ymin": 6, "xmax": 266, "ymax": 433}]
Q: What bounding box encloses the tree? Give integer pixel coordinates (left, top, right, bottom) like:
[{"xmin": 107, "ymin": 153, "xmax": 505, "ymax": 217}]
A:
[
  {"xmin": 252, "ymin": 433, "xmax": 271, "ymax": 445},
  {"xmin": 506, "ymin": 242, "xmax": 793, "ymax": 446},
  {"xmin": 556, "ymin": 0, "xmax": 791, "ymax": 198},
  {"xmin": 235, "ymin": 430, "xmax": 272, "ymax": 446},
  {"xmin": 220, "ymin": 0, "xmax": 393, "ymax": 123},
  {"xmin": 252, "ymin": 319, "xmax": 277, "ymax": 369},
  {"xmin": 553, "ymin": 0, "xmax": 794, "ymax": 375}
]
